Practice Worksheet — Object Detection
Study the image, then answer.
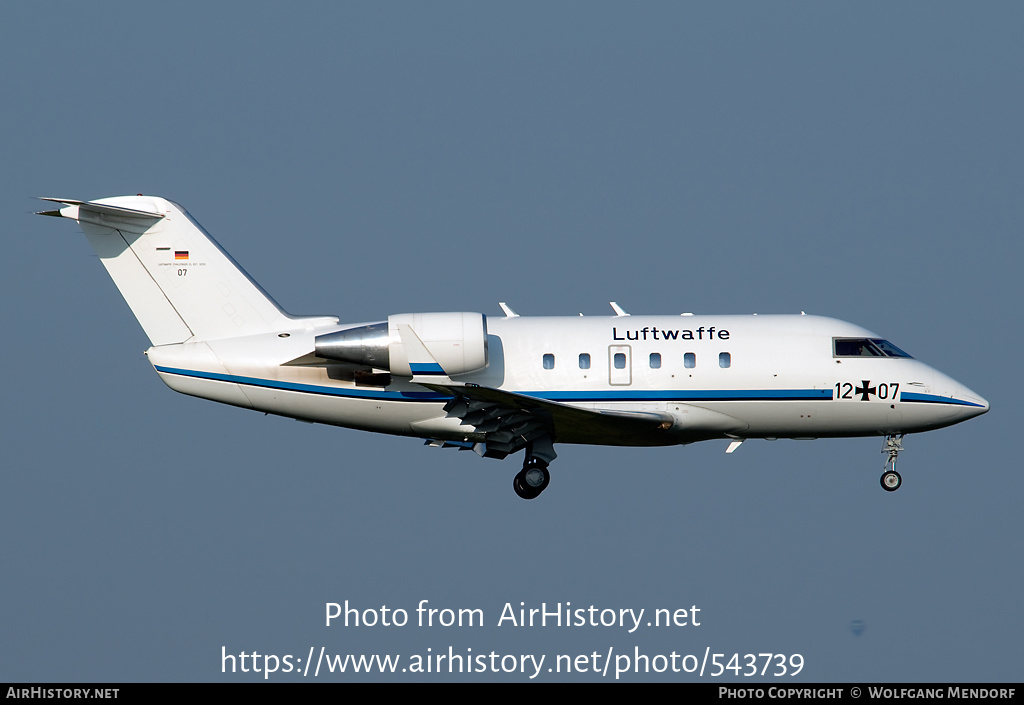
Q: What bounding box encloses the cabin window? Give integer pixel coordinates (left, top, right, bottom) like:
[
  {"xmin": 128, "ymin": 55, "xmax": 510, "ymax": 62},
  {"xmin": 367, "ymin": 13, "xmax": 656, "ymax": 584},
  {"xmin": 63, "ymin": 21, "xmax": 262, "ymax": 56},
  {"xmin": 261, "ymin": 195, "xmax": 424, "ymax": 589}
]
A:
[
  {"xmin": 579, "ymin": 353, "xmax": 591, "ymax": 369},
  {"xmin": 719, "ymin": 352, "xmax": 731, "ymax": 368},
  {"xmin": 684, "ymin": 352, "xmax": 696, "ymax": 368},
  {"xmin": 613, "ymin": 352, "xmax": 627, "ymax": 369},
  {"xmin": 649, "ymin": 353, "xmax": 661, "ymax": 369},
  {"xmin": 543, "ymin": 353, "xmax": 555, "ymax": 370}
]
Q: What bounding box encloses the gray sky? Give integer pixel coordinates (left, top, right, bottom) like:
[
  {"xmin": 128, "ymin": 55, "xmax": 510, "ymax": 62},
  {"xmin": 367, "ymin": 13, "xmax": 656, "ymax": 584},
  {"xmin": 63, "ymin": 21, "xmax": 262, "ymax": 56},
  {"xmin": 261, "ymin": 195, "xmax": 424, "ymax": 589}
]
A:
[{"xmin": 3, "ymin": 2, "xmax": 1020, "ymax": 682}]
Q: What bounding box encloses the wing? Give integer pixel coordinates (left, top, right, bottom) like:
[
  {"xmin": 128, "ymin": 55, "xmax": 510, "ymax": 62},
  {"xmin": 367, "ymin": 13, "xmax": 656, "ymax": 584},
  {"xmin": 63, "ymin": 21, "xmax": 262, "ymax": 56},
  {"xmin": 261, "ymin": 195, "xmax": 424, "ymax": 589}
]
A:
[{"xmin": 420, "ymin": 382, "xmax": 678, "ymax": 459}]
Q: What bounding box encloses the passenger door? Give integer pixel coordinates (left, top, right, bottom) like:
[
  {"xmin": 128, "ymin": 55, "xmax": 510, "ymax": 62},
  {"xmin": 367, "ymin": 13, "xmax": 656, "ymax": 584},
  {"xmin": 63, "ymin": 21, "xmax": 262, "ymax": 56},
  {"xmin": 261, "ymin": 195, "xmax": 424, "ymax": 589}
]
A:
[{"xmin": 608, "ymin": 345, "xmax": 632, "ymax": 385}]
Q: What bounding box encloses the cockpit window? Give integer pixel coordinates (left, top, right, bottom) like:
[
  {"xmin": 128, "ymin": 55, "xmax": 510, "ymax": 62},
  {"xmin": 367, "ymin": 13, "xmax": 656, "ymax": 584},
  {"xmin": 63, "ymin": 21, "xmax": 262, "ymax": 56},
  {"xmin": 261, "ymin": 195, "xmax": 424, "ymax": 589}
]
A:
[
  {"xmin": 871, "ymin": 339, "xmax": 912, "ymax": 358},
  {"xmin": 833, "ymin": 338, "xmax": 913, "ymax": 358}
]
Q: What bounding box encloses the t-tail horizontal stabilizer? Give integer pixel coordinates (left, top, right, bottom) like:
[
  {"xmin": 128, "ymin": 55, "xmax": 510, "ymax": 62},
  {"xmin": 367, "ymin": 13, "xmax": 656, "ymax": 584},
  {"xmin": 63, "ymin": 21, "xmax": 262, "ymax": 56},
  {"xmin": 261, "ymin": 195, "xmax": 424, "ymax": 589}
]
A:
[{"xmin": 37, "ymin": 197, "xmax": 167, "ymax": 222}]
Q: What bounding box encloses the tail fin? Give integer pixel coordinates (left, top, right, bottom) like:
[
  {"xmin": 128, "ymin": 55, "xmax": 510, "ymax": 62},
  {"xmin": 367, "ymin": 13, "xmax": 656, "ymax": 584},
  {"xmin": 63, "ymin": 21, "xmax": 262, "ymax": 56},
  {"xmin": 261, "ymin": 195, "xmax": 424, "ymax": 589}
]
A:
[{"xmin": 40, "ymin": 196, "xmax": 335, "ymax": 345}]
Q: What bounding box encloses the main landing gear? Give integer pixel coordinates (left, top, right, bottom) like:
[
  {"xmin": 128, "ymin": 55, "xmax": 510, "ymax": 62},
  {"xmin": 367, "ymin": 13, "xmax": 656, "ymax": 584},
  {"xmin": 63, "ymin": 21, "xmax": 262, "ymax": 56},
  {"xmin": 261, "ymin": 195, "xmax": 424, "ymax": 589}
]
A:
[
  {"xmin": 513, "ymin": 459, "xmax": 550, "ymax": 500},
  {"xmin": 880, "ymin": 434, "xmax": 904, "ymax": 492},
  {"xmin": 512, "ymin": 438, "xmax": 556, "ymax": 500}
]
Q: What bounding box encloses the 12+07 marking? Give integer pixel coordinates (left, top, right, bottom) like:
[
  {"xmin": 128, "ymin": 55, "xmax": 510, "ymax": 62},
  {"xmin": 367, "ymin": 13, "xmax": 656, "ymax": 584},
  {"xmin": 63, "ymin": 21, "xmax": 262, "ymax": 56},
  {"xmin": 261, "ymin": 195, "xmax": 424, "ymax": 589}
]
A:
[{"xmin": 835, "ymin": 381, "xmax": 899, "ymax": 402}]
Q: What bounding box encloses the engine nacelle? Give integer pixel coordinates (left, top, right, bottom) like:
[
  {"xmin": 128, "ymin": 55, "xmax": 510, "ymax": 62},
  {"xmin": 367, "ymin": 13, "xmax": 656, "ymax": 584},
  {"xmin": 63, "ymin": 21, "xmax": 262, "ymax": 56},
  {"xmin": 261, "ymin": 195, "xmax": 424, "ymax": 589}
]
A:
[{"xmin": 314, "ymin": 312, "xmax": 488, "ymax": 377}]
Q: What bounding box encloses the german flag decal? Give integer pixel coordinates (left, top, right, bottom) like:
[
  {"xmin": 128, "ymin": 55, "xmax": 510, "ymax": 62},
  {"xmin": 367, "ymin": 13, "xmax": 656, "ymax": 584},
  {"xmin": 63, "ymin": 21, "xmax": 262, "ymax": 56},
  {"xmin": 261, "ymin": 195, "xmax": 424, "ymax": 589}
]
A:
[{"xmin": 174, "ymin": 251, "xmax": 189, "ymax": 260}]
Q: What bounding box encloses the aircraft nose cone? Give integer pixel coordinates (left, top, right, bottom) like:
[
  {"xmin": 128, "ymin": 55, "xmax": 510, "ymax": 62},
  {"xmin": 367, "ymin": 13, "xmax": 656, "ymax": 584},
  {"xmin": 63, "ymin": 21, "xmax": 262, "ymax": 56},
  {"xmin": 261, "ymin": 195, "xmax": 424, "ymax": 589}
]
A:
[{"xmin": 959, "ymin": 386, "xmax": 989, "ymax": 420}]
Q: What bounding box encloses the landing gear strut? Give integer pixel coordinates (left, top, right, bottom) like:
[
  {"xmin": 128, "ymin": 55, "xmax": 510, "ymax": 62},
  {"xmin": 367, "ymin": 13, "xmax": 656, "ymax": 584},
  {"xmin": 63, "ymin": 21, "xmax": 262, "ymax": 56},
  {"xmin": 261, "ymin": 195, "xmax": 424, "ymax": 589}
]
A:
[{"xmin": 880, "ymin": 434, "xmax": 904, "ymax": 492}]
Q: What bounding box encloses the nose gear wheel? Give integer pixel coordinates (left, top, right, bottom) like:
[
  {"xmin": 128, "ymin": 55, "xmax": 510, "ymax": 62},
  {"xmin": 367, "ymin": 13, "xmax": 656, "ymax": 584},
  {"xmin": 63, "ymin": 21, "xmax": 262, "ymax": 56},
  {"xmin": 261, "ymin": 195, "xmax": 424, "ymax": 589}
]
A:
[{"xmin": 880, "ymin": 434, "xmax": 905, "ymax": 492}]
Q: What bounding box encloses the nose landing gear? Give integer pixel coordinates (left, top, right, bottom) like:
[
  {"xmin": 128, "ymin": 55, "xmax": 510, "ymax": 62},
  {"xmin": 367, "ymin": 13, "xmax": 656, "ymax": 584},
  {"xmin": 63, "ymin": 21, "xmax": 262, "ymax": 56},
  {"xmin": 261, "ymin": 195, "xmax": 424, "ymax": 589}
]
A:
[{"xmin": 880, "ymin": 434, "xmax": 904, "ymax": 492}]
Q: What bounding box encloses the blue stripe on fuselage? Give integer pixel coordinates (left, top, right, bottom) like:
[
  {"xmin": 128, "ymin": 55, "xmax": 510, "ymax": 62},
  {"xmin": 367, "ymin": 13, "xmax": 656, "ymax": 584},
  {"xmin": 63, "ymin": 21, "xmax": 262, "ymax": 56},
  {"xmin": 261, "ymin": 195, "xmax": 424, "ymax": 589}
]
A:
[
  {"xmin": 154, "ymin": 366, "xmax": 442, "ymax": 401},
  {"xmin": 152, "ymin": 366, "xmax": 980, "ymax": 408},
  {"xmin": 898, "ymin": 391, "xmax": 986, "ymax": 407},
  {"xmin": 154, "ymin": 366, "xmax": 832, "ymax": 403}
]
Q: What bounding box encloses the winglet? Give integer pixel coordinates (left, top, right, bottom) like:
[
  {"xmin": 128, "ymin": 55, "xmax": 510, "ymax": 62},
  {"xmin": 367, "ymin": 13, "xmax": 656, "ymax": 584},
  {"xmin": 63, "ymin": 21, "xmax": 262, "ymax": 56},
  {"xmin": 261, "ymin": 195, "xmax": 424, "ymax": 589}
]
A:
[{"xmin": 610, "ymin": 302, "xmax": 629, "ymax": 316}]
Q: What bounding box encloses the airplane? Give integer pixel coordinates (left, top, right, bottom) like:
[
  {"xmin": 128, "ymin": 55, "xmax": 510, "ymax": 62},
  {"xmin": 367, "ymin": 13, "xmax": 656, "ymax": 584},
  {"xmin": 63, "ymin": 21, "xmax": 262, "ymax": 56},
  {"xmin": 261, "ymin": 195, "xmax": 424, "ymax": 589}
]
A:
[{"xmin": 38, "ymin": 195, "xmax": 990, "ymax": 499}]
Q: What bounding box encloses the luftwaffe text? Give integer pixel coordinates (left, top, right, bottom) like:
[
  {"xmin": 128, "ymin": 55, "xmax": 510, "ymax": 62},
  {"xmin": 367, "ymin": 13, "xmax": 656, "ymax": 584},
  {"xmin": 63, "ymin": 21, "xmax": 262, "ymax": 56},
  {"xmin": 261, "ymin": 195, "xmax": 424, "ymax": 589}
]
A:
[{"xmin": 612, "ymin": 326, "xmax": 730, "ymax": 341}]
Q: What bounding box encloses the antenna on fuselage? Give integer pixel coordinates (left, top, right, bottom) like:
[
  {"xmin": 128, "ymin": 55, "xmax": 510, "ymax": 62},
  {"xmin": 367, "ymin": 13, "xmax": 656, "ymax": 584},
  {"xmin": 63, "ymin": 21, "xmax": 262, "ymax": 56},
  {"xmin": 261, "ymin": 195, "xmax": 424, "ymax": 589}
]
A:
[{"xmin": 498, "ymin": 302, "xmax": 519, "ymax": 318}]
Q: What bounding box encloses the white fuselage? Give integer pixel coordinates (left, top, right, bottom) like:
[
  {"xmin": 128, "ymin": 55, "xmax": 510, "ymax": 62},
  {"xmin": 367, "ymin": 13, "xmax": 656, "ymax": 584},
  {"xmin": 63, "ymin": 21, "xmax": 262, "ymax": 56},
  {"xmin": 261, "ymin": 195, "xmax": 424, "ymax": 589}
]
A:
[
  {"xmin": 146, "ymin": 313, "xmax": 988, "ymax": 447},
  {"xmin": 42, "ymin": 194, "xmax": 990, "ymax": 496}
]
